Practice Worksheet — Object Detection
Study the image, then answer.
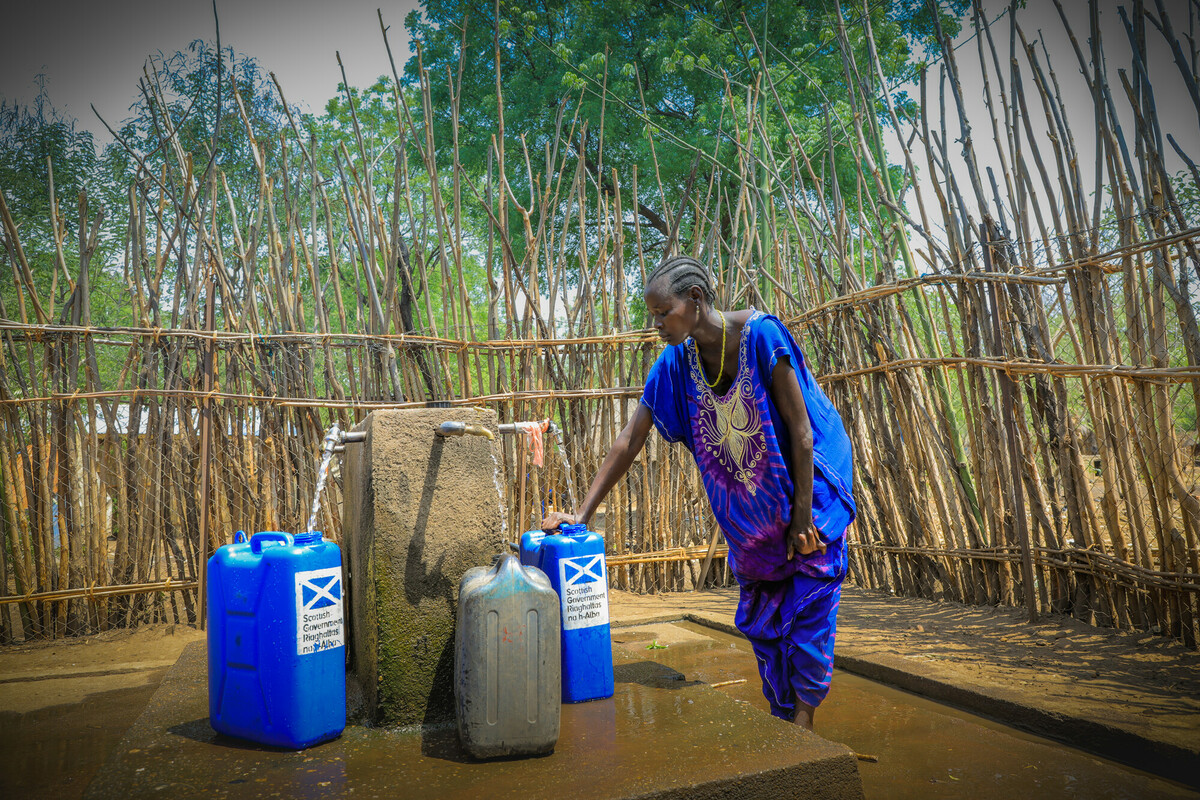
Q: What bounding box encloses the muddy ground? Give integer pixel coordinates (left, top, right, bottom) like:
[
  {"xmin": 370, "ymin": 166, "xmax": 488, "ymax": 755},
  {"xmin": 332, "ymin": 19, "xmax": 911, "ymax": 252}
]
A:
[{"xmin": 1, "ymin": 586, "xmax": 1197, "ymax": 799}]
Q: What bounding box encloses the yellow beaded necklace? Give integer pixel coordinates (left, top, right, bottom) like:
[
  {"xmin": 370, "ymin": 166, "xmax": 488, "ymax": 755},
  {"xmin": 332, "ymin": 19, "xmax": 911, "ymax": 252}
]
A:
[{"xmin": 701, "ymin": 311, "xmax": 726, "ymax": 389}]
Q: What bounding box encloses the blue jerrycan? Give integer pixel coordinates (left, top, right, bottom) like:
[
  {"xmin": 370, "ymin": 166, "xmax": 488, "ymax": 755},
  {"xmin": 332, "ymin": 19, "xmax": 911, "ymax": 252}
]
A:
[
  {"xmin": 519, "ymin": 529, "xmax": 547, "ymax": 568},
  {"xmin": 207, "ymin": 530, "xmax": 346, "ymax": 749},
  {"xmin": 455, "ymin": 552, "xmax": 561, "ymax": 758},
  {"xmin": 519, "ymin": 523, "xmax": 614, "ymax": 703}
]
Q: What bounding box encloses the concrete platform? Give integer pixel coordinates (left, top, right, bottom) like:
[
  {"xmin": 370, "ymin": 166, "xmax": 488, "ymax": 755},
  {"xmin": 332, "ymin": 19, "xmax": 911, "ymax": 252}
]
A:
[
  {"xmin": 607, "ymin": 586, "xmax": 1200, "ymax": 790},
  {"xmin": 85, "ymin": 641, "xmax": 862, "ymax": 800}
]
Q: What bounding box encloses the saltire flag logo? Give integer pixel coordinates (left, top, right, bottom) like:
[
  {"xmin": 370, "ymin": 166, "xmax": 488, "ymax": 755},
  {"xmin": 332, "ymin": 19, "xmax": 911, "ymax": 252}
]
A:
[
  {"xmin": 563, "ymin": 553, "xmax": 604, "ymax": 585},
  {"xmin": 301, "ymin": 573, "xmax": 340, "ymax": 610},
  {"xmin": 559, "ymin": 554, "xmax": 609, "ymax": 631}
]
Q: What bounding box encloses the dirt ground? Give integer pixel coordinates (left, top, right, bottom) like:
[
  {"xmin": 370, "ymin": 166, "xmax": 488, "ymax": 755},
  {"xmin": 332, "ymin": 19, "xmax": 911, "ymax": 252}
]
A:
[
  {"xmin": 0, "ymin": 625, "xmax": 205, "ymax": 714},
  {"xmin": 2, "ymin": 586, "xmax": 1198, "ymax": 799},
  {"xmin": 833, "ymin": 587, "xmax": 1200, "ymax": 731},
  {"xmin": 0, "ymin": 624, "xmax": 205, "ymax": 800}
]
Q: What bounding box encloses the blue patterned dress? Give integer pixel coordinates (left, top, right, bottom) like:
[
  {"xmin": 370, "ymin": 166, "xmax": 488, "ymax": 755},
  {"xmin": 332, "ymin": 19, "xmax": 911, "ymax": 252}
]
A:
[{"xmin": 640, "ymin": 311, "xmax": 856, "ymax": 719}]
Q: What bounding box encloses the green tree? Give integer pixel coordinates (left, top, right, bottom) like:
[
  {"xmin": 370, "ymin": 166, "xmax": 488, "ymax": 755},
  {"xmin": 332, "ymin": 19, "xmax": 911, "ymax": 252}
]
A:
[
  {"xmin": 307, "ymin": 77, "xmax": 495, "ymax": 339},
  {"xmin": 0, "ymin": 92, "xmax": 116, "ymax": 324},
  {"xmin": 99, "ymin": 41, "xmax": 287, "ymax": 216},
  {"xmin": 404, "ymin": 0, "xmax": 965, "ymax": 260},
  {"xmin": 94, "ymin": 42, "xmax": 309, "ymax": 329}
]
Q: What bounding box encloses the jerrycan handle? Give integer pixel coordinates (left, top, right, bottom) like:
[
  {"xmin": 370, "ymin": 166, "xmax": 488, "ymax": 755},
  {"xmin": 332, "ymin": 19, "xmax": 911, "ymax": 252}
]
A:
[
  {"xmin": 233, "ymin": 530, "xmax": 248, "ymax": 544},
  {"xmin": 251, "ymin": 531, "xmax": 294, "ymax": 553}
]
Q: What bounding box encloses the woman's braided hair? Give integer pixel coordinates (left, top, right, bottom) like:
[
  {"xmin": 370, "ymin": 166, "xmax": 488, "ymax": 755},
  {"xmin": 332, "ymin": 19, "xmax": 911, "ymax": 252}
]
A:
[{"xmin": 645, "ymin": 255, "xmax": 717, "ymax": 305}]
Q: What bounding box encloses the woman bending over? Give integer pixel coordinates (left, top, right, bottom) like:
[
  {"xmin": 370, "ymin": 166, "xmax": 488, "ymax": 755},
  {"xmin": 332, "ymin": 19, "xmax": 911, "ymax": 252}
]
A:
[{"xmin": 543, "ymin": 255, "xmax": 856, "ymax": 730}]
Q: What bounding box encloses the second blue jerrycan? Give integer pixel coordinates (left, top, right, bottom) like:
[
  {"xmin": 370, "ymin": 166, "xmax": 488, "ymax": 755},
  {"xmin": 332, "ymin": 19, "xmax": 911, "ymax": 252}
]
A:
[
  {"xmin": 519, "ymin": 528, "xmax": 547, "ymax": 567},
  {"xmin": 455, "ymin": 552, "xmax": 561, "ymax": 758},
  {"xmin": 519, "ymin": 523, "xmax": 614, "ymax": 703}
]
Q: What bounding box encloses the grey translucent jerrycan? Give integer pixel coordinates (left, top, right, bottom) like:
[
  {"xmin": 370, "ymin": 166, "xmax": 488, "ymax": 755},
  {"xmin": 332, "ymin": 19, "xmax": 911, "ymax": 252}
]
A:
[{"xmin": 455, "ymin": 552, "xmax": 561, "ymax": 758}]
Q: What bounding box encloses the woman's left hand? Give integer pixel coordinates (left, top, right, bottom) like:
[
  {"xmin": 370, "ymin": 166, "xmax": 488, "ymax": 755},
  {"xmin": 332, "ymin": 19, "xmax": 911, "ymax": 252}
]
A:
[{"xmin": 787, "ymin": 520, "xmax": 826, "ymax": 560}]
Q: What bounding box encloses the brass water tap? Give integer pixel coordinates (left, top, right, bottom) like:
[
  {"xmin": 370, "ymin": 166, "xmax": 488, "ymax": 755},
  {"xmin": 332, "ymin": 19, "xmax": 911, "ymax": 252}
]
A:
[{"xmin": 436, "ymin": 421, "xmax": 495, "ymax": 440}]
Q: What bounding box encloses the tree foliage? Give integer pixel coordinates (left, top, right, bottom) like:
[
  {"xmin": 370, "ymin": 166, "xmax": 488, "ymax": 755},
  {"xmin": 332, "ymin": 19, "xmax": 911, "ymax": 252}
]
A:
[
  {"xmin": 98, "ymin": 41, "xmax": 289, "ymax": 235},
  {"xmin": 0, "ymin": 93, "xmax": 97, "ymax": 239},
  {"xmin": 0, "ymin": 92, "xmax": 108, "ymax": 322},
  {"xmin": 404, "ymin": 0, "xmax": 966, "ymax": 251},
  {"xmin": 1, "ymin": 3, "xmax": 970, "ymax": 330}
]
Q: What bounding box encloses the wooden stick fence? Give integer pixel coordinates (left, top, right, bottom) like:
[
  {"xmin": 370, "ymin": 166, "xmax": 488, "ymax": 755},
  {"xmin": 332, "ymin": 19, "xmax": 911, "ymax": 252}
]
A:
[{"xmin": 1, "ymin": 0, "xmax": 1198, "ymax": 647}]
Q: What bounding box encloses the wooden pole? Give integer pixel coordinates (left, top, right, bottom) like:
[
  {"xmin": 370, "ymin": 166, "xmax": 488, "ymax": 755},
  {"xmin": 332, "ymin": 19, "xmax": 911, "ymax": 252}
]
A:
[
  {"xmin": 983, "ymin": 226, "xmax": 1038, "ymax": 624},
  {"xmin": 197, "ymin": 269, "xmax": 216, "ymax": 630}
]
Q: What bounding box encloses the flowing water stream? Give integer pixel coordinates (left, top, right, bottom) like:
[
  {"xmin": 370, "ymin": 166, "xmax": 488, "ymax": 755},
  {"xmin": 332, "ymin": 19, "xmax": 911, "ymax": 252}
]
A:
[{"xmin": 305, "ymin": 423, "xmax": 341, "ymax": 534}]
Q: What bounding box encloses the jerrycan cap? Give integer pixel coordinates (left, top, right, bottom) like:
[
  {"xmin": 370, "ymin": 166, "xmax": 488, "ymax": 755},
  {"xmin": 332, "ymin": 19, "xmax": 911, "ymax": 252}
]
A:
[
  {"xmin": 294, "ymin": 530, "xmax": 323, "ymax": 545},
  {"xmin": 560, "ymin": 522, "xmax": 588, "ymax": 537}
]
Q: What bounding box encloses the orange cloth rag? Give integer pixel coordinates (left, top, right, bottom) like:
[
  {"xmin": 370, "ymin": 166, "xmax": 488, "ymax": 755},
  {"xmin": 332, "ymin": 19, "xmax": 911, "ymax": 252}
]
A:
[{"xmin": 514, "ymin": 419, "xmax": 551, "ymax": 467}]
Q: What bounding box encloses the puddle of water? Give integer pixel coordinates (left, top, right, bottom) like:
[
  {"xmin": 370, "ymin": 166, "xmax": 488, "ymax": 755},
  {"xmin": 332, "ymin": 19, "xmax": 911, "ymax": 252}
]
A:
[
  {"xmin": 614, "ymin": 621, "xmax": 1198, "ymax": 800},
  {"xmin": 0, "ymin": 677, "xmax": 166, "ymax": 800},
  {"xmin": 79, "ymin": 639, "xmax": 861, "ymax": 800}
]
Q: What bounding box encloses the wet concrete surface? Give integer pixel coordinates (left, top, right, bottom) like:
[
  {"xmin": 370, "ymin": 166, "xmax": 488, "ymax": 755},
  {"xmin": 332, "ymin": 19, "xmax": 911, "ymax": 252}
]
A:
[
  {"xmin": 18, "ymin": 585, "xmax": 1199, "ymax": 798},
  {"xmin": 84, "ymin": 641, "xmax": 861, "ymax": 799},
  {"xmin": 1, "ymin": 677, "xmax": 167, "ymax": 800},
  {"xmin": 608, "ymin": 585, "xmax": 1200, "ymax": 789},
  {"xmin": 614, "ymin": 621, "xmax": 1199, "ymax": 800}
]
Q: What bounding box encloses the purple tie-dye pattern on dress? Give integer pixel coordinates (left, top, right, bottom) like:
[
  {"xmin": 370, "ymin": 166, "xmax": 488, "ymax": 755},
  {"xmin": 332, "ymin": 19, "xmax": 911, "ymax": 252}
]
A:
[
  {"xmin": 642, "ymin": 311, "xmax": 851, "ymax": 582},
  {"xmin": 639, "ymin": 311, "xmax": 855, "ymax": 718}
]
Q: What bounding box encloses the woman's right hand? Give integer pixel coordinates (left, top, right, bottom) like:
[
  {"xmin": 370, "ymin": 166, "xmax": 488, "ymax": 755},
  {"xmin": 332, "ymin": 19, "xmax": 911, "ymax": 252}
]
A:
[{"xmin": 541, "ymin": 510, "xmax": 581, "ymax": 532}]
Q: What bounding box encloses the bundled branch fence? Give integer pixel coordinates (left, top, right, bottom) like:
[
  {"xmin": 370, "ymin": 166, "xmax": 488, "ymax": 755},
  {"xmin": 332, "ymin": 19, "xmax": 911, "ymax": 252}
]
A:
[{"xmin": 2, "ymin": 0, "xmax": 1198, "ymax": 647}]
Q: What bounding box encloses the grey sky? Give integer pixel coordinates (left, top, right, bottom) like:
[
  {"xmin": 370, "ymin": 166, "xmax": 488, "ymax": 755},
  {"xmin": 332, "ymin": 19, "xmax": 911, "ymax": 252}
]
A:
[
  {"xmin": 1, "ymin": 0, "xmax": 422, "ymax": 129},
  {"xmin": 879, "ymin": 0, "xmax": 1200, "ymax": 243}
]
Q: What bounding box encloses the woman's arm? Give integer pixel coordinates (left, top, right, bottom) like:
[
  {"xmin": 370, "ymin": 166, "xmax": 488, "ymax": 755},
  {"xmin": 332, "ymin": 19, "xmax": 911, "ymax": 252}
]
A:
[
  {"xmin": 541, "ymin": 403, "xmax": 655, "ymax": 531},
  {"xmin": 769, "ymin": 357, "xmax": 824, "ymax": 558}
]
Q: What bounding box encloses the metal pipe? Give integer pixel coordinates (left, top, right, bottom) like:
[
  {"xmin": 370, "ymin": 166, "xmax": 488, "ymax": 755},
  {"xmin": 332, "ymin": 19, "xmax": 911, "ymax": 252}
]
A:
[
  {"xmin": 497, "ymin": 421, "xmax": 561, "ymax": 437},
  {"xmin": 317, "ymin": 427, "xmax": 362, "ymax": 455}
]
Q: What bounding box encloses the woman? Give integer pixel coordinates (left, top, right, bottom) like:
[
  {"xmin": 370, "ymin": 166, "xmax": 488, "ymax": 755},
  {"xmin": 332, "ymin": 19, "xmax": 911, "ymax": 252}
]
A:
[{"xmin": 542, "ymin": 255, "xmax": 856, "ymax": 729}]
